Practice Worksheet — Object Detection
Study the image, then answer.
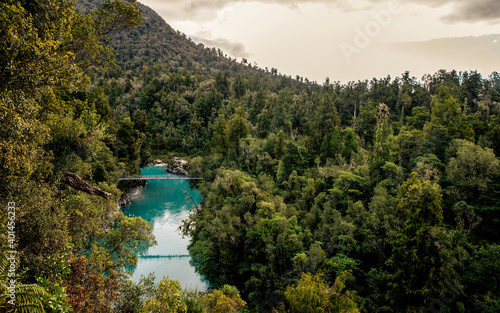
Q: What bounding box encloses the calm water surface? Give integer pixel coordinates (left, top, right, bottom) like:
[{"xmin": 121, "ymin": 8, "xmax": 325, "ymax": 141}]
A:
[{"xmin": 123, "ymin": 166, "xmax": 208, "ymax": 290}]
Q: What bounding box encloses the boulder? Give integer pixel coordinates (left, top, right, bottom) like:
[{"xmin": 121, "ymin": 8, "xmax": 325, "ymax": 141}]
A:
[{"xmin": 165, "ymin": 157, "xmax": 190, "ymax": 176}]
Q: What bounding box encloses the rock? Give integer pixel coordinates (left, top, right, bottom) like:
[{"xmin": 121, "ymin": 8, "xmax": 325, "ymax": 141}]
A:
[
  {"xmin": 198, "ymin": 288, "xmax": 214, "ymax": 296},
  {"xmin": 151, "ymin": 159, "xmax": 168, "ymax": 167},
  {"xmin": 165, "ymin": 157, "xmax": 190, "ymax": 176},
  {"xmin": 118, "ymin": 194, "xmax": 131, "ymax": 208},
  {"xmin": 118, "ymin": 180, "xmax": 146, "ymax": 208},
  {"xmin": 129, "ymin": 186, "xmax": 143, "ymax": 200}
]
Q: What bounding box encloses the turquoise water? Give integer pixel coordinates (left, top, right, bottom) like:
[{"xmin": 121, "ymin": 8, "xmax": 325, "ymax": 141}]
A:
[{"xmin": 123, "ymin": 166, "xmax": 208, "ymax": 290}]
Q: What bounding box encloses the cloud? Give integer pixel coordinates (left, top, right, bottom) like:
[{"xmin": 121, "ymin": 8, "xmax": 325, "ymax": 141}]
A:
[
  {"xmin": 141, "ymin": 0, "xmax": 500, "ymax": 24},
  {"xmin": 438, "ymin": 0, "xmax": 500, "ymax": 24},
  {"xmin": 368, "ymin": 0, "xmax": 500, "ymax": 23},
  {"xmin": 190, "ymin": 32, "xmax": 250, "ymax": 58}
]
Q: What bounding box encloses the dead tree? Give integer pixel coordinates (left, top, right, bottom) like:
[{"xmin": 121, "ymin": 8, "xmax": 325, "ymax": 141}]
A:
[{"xmin": 63, "ymin": 172, "xmax": 112, "ymax": 199}]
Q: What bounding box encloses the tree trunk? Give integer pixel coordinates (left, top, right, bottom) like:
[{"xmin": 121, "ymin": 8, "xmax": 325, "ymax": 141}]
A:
[{"xmin": 63, "ymin": 172, "xmax": 112, "ymax": 199}]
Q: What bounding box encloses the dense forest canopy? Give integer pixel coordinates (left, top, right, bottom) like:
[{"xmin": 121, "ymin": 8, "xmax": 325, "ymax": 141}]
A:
[{"xmin": 1, "ymin": 0, "xmax": 500, "ymax": 312}]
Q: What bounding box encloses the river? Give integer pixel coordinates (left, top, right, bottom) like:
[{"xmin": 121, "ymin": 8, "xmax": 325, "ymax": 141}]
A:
[{"xmin": 123, "ymin": 165, "xmax": 208, "ymax": 290}]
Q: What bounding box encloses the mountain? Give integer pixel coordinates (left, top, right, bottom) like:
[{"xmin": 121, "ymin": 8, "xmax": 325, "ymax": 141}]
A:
[{"xmin": 93, "ymin": 2, "xmax": 290, "ymax": 79}]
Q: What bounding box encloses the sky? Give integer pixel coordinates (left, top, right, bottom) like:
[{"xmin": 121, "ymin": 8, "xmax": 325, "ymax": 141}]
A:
[{"xmin": 139, "ymin": 0, "xmax": 500, "ymax": 83}]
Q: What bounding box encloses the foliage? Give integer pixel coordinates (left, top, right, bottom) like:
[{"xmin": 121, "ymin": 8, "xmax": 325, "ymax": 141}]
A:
[
  {"xmin": 284, "ymin": 272, "xmax": 359, "ymax": 313},
  {"xmin": 391, "ymin": 173, "xmax": 452, "ymax": 310},
  {"xmin": 143, "ymin": 277, "xmax": 188, "ymax": 313},
  {"xmin": 201, "ymin": 285, "xmax": 247, "ymax": 313},
  {"xmin": 446, "ymin": 139, "xmax": 500, "ymax": 201},
  {"xmin": 0, "ymin": 254, "xmax": 47, "ymax": 313}
]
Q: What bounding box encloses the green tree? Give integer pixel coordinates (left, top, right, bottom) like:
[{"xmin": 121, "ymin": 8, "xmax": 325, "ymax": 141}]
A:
[
  {"xmin": 406, "ymin": 106, "xmax": 430, "ymax": 130},
  {"xmin": 116, "ymin": 117, "xmax": 139, "ymax": 170},
  {"xmin": 391, "ymin": 173, "xmax": 452, "ymax": 310},
  {"xmin": 115, "ymin": 274, "xmax": 156, "ymax": 313},
  {"xmin": 446, "ymin": 139, "xmax": 500, "ymax": 201},
  {"xmin": 215, "ymin": 70, "xmax": 231, "ymax": 99},
  {"xmin": 213, "ymin": 114, "xmax": 230, "ymax": 157},
  {"xmin": 89, "ymin": 86, "xmax": 114, "ymax": 121},
  {"xmin": 284, "ymin": 272, "xmax": 359, "ymax": 313},
  {"xmin": 229, "ymin": 112, "xmax": 249, "ymax": 151},
  {"xmin": 463, "ymin": 244, "xmax": 500, "ymax": 313},
  {"xmin": 370, "ymin": 103, "xmax": 395, "ymax": 182},
  {"xmin": 233, "ymin": 74, "xmax": 247, "ymax": 98},
  {"xmin": 275, "ymin": 130, "xmax": 287, "ymax": 159},
  {"xmin": 133, "ymin": 110, "xmax": 148, "ymax": 132},
  {"xmin": 143, "ymin": 277, "xmax": 187, "ymax": 313},
  {"xmin": 430, "ymin": 86, "xmax": 474, "ymax": 141},
  {"xmin": 342, "ymin": 129, "xmax": 359, "ymax": 163},
  {"xmin": 355, "ymin": 101, "xmax": 378, "ymax": 147},
  {"xmin": 96, "ymin": 215, "xmax": 156, "ymax": 274},
  {"xmin": 320, "ymin": 127, "xmax": 343, "ymax": 165},
  {"xmin": 277, "ymin": 142, "xmax": 306, "ymax": 182},
  {"xmin": 201, "ymin": 285, "xmax": 247, "ymax": 313},
  {"xmin": 308, "ymin": 94, "xmax": 341, "ymax": 154}
]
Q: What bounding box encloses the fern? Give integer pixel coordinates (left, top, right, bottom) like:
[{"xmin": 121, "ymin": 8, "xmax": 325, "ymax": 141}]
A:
[{"xmin": 0, "ymin": 254, "xmax": 47, "ymax": 313}]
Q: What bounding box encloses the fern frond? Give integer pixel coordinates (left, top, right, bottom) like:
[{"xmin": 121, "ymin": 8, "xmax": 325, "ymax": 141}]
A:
[
  {"xmin": 0, "ymin": 282, "xmax": 48, "ymax": 312},
  {"xmin": 16, "ymin": 302, "xmax": 45, "ymax": 313}
]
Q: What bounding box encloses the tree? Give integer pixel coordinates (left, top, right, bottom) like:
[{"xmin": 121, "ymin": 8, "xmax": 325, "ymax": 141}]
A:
[
  {"xmin": 93, "ymin": 0, "xmax": 142, "ymax": 36},
  {"xmin": 342, "ymin": 129, "xmax": 359, "ymax": 163},
  {"xmin": 1, "ymin": 0, "xmax": 142, "ymax": 195},
  {"xmin": 391, "ymin": 173, "xmax": 452, "ymax": 310},
  {"xmin": 320, "ymin": 126, "xmax": 342, "ymax": 165},
  {"xmin": 233, "ymin": 74, "xmax": 247, "ymax": 98},
  {"xmin": 0, "ymin": 0, "xmax": 82, "ymax": 196},
  {"xmin": 97, "ymin": 215, "xmax": 156, "ymax": 274},
  {"xmin": 463, "ymin": 244, "xmax": 500, "ymax": 313},
  {"xmin": 64, "ymin": 253, "xmax": 120, "ymax": 312},
  {"xmin": 370, "ymin": 103, "xmax": 395, "ymax": 181},
  {"xmin": 213, "ymin": 114, "xmax": 230, "ymax": 157},
  {"xmin": 407, "ymin": 106, "xmax": 430, "ymax": 130},
  {"xmin": 307, "ymin": 94, "xmax": 341, "ymax": 154},
  {"xmin": 446, "ymin": 139, "xmax": 500, "ymax": 201},
  {"xmin": 229, "ymin": 112, "xmax": 249, "ymax": 151},
  {"xmin": 284, "ymin": 272, "xmax": 359, "ymax": 313},
  {"xmin": 116, "ymin": 117, "xmax": 138, "ymax": 167},
  {"xmin": 143, "ymin": 277, "xmax": 187, "ymax": 313},
  {"xmin": 114, "ymin": 274, "xmax": 156, "ymax": 313},
  {"xmin": 89, "ymin": 87, "xmax": 114, "ymax": 121},
  {"xmin": 0, "ymin": 253, "xmax": 49, "ymax": 312},
  {"xmin": 215, "ymin": 70, "xmax": 231, "ymax": 99},
  {"xmin": 275, "ymin": 130, "xmax": 287, "ymax": 159},
  {"xmin": 277, "ymin": 142, "xmax": 306, "ymax": 182},
  {"xmin": 201, "ymin": 285, "xmax": 246, "ymax": 313},
  {"xmin": 430, "ymin": 86, "xmax": 474, "ymax": 141},
  {"xmin": 133, "ymin": 110, "xmax": 148, "ymax": 132},
  {"xmin": 355, "ymin": 101, "xmax": 378, "ymax": 147}
]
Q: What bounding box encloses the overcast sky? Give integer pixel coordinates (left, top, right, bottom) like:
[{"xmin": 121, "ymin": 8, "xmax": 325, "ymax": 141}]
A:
[{"xmin": 140, "ymin": 0, "xmax": 500, "ymax": 83}]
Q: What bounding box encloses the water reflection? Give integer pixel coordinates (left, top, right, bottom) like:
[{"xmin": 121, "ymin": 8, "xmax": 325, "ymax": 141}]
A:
[{"xmin": 123, "ymin": 166, "xmax": 208, "ymax": 289}]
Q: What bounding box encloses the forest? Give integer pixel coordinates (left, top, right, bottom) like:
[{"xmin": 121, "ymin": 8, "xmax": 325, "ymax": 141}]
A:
[{"xmin": 1, "ymin": 0, "xmax": 499, "ymax": 312}]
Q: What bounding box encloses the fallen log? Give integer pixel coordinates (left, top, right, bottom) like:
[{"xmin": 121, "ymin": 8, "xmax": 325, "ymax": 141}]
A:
[{"xmin": 63, "ymin": 172, "xmax": 112, "ymax": 199}]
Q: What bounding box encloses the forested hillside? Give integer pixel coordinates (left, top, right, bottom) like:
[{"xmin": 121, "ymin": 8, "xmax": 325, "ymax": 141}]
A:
[{"xmin": 1, "ymin": 0, "xmax": 500, "ymax": 312}]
